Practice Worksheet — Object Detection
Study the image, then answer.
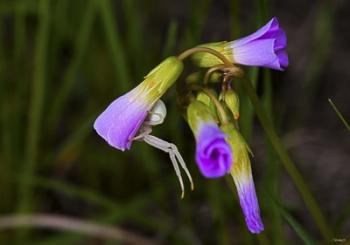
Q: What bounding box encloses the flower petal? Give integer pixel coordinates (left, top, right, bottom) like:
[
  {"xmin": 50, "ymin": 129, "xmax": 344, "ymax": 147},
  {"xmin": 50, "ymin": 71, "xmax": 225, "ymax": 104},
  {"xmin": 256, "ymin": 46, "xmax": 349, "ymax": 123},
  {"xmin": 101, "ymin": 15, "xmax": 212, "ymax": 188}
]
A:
[
  {"xmin": 94, "ymin": 86, "xmax": 150, "ymax": 151},
  {"xmin": 233, "ymin": 169, "xmax": 264, "ymax": 233},
  {"xmin": 195, "ymin": 123, "xmax": 232, "ymax": 178},
  {"xmin": 230, "ymin": 17, "xmax": 279, "ymax": 48},
  {"xmin": 231, "ymin": 39, "xmax": 280, "ymax": 69},
  {"xmin": 94, "ymin": 56, "xmax": 183, "ymax": 151},
  {"xmin": 274, "ymin": 29, "xmax": 287, "ymax": 51},
  {"xmin": 276, "ymin": 50, "xmax": 289, "ymax": 69},
  {"xmin": 221, "ymin": 124, "xmax": 264, "ymax": 233}
]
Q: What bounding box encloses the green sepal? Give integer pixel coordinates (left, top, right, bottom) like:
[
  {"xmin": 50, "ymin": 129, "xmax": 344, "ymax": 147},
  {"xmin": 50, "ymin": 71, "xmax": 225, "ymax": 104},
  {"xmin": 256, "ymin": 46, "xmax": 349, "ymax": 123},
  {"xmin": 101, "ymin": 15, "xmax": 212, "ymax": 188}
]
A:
[
  {"xmin": 221, "ymin": 124, "xmax": 253, "ymax": 174},
  {"xmin": 196, "ymin": 91, "xmax": 217, "ymax": 115},
  {"xmin": 187, "ymin": 100, "xmax": 218, "ymax": 135}
]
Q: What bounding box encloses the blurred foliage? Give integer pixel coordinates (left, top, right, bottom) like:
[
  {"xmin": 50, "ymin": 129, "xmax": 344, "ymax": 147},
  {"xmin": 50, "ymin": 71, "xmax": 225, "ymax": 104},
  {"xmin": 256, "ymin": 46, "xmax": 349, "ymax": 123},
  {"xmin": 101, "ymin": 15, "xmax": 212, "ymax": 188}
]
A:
[{"xmin": 0, "ymin": 0, "xmax": 346, "ymax": 244}]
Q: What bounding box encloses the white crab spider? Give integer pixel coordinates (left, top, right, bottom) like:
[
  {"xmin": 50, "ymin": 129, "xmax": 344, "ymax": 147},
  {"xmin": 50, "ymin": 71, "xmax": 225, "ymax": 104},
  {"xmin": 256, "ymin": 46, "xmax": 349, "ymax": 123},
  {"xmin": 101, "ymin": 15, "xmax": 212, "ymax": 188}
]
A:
[{"xmin": 134, "ymin": 100, "xmax": 194, "ymax": 198}]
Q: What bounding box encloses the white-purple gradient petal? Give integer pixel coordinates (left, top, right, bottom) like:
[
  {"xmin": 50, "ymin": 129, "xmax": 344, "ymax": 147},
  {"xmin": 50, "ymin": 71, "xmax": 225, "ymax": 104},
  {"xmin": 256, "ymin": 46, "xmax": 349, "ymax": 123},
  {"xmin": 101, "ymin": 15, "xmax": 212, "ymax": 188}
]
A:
[
  {"xmin": 235, "ymin": 174, "xmax": 264, "ymax": 233},
  {"xmin": 94, "ymin": 87, "xmax": 150, "ymax": 151}
]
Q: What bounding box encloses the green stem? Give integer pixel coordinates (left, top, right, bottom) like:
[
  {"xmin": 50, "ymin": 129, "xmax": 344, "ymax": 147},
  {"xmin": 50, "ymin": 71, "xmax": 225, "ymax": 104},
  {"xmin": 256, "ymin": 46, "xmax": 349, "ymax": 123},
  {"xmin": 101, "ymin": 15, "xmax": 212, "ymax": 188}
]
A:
[
  {"xmin": 203, "ymin": 64, "xmax": 225, "ymax": 84},
  {"xmin": 178, "ymin": 47, "xmax": 232, "ymax": 67},
  {"xmin": 240, "ymin": 76, "xmax": 332, "ymax": 240},
  {"xmin": 201, "ymin": 87, "xmax": 229, "ymax": 125}
]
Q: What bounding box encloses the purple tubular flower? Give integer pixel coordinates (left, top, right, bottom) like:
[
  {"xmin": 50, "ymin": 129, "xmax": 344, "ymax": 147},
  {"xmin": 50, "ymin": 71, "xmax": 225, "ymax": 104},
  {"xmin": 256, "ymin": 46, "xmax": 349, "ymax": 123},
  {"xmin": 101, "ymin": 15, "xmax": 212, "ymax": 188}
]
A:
[
  {"xmin": 229, "ymin": 17, "xmax": 288, "ymax": 70},
  {"xmin": 195, "ymin": 123, "xmax": 233, "ymax": 178},
  {"xmin": 235, "ymin": 174, "xmax": 264, "ymax": 233},
  {"xmin": 221, "ymin": 124, "xmax": 264, "ymax": 233},
  {"xmin": 93, "ymin": 85, "xmax": 149, "ymax": 151},
  {"xmin": 187, "ymin": 100, "xmax": 233, "ymax": 178},
  {"xmin": 94, "ymin": 56, "xmax": 183, "ymax": 151}
]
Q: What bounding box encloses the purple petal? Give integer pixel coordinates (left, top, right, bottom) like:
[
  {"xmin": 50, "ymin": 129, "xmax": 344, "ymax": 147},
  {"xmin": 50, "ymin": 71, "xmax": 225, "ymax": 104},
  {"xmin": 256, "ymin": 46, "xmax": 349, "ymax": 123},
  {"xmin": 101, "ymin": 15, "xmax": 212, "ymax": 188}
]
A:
[
  {"xmin": 276, "ymin": 50, "xmax": 289, "ymax": 68},
  {"xmin": 232, "ymin": 39, "xmax": 282, "ymax": 70},
  {"xmin": 231, "ymin": 17, "xmax": 279, "ymax": 47},
  {"xmin": 229, "ymin": 17, "xmax": 288, "ymax": 70},
  {"xmin": 94, "ymin": 86, "xmax": 151, "ymax": 151},
  {"xmin": 274, "ymin": 29, "xmax": 287, "ymax": 51},
  {"xmin": 236, "ymin": 176, "xmax": 264, "ymax": 233},
  {"xmin": 195, "ymin": 124, "xmax": 232, "ymax": 178}
]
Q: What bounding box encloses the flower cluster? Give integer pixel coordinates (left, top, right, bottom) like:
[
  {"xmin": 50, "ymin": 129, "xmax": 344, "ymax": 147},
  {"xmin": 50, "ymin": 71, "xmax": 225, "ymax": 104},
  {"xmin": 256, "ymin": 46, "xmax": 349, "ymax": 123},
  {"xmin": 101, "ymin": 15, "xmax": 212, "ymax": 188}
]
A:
[{"xmin": 94, "ymin": 17, "xmax": 288, "ymax": 234}]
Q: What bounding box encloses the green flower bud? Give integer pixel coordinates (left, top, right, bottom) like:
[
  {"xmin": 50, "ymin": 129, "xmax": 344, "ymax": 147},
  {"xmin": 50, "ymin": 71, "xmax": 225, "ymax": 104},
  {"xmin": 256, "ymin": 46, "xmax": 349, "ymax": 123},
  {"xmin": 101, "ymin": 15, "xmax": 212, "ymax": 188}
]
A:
[
  {"xmin": 186, "ymin": 72, "xmax": 202, "ymax": 84},
  {"xmin": 221, "ymin": 89, "xmax": 240, "ymax": 120},
  {"xmin": 208, "ymin": 72, "xmax": 222, "ymax": 83}
]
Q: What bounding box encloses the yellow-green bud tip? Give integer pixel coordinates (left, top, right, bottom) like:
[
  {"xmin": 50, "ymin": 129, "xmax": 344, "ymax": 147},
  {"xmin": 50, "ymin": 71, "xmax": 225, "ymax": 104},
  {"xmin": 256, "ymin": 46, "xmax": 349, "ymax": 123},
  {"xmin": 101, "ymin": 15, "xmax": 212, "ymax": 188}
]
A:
[
  {"xmin": 142, "ymin": 56, "xmax": 183, "ymax": 102},
  {"xmin": 187, "ymin": 100, "xmax": 218, "ymax": 134},
  {"xmin": 221, "ymin": 89, "xmax": 240, "ymax": 121}
]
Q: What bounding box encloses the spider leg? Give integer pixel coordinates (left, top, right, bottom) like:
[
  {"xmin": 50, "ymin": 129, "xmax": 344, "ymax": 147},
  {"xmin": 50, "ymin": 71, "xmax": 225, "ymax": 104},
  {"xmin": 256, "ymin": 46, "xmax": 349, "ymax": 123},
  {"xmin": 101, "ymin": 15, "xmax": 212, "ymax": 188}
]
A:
[
  {"xmin": 144, "ymin": 136, "xmax": 193, "ymax": 190},
  {"xmin": 143, "ymin": 135, "xmax": 189, "ymax": 198},
  {"xmin": 132, "ymin": 126, "xmax": 152, "ymax": 141},
  {"xmin": 169, "ymin": 144, "xmax": 194, "ymax": 191},
  {"xmin": 169, "ymin": 152, "xmax": 185, "ymax": 199}
]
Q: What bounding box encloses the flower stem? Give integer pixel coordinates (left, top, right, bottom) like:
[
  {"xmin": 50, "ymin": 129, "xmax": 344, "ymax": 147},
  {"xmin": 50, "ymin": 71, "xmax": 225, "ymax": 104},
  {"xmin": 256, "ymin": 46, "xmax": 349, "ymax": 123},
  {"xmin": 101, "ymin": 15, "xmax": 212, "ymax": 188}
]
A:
[
  {"xmin": 240, "ymin": 76, "xmax": 332, "ymax": 240},
  {"xmin": 178, "ymin": 47, "xmax": 232, "ymax": 67},
  {"xmin": 203, "ymin": 64, "xmax": 226, "ymax": 84}
]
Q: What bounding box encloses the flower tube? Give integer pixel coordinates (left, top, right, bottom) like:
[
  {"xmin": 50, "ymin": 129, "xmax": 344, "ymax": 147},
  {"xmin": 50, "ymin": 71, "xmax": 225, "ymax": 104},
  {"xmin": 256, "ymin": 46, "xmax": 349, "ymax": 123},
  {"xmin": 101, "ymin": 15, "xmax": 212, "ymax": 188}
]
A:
[
  {"xmin": 192, "ymin": 17, "xmax": 288, "ymax": 70},
  {"xmin": 187, "ymin": 100, "xmax": 232, "ymax": 177},
  {"xmin": 94, "ymin": 57, "xmax": 183, "ymax": 151},
  {"xmin": 221, "ymin": 124, "xmax": 264, "ymax": 233}
]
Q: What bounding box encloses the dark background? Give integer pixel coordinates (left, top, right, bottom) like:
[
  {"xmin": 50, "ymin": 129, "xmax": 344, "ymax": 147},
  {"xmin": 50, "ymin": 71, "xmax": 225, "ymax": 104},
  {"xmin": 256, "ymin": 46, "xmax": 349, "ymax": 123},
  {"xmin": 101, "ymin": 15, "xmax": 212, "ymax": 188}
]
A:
[{"xmin": 0, "ymin": 0, "xmax": 349, "ymax": 244}]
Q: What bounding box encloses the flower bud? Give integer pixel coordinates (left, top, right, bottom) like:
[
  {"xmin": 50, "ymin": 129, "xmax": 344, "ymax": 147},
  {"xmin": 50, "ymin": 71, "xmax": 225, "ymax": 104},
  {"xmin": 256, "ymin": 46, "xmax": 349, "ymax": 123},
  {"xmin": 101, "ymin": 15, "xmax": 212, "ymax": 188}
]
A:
[{"xmin": 221, "ymin": 89, "xmax": 240, "ymax": 120}]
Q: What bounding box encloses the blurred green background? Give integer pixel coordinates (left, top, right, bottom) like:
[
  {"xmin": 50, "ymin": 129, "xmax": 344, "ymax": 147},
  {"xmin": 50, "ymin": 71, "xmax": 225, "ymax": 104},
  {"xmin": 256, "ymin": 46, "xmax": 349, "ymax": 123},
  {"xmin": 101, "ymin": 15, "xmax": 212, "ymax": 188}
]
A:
[{"xmin": 0, "ymin": 0, "xmax": 349, "ymax": 244}]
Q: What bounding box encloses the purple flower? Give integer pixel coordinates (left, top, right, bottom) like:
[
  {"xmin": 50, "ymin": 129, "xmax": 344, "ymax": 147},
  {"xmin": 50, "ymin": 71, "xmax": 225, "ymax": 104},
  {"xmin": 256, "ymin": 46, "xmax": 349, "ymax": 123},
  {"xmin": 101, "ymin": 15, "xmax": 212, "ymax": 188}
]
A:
[
  {"xmin": 235, "ymin": 174, "xmax": 264, "ymax": 233},
  {"xmin": 94, "ymin": 57, "xmax": 183, "ymax": 151},
  {"xmin": 229, "ymin": 17, "xmax": 288, "ymax": 70},
  {"xmin": 192, "ymin": 17, "xmax": 288, "ymax": 71},
  {"xmin": 186, "ymin": 100, "xmax": 233, "ymax": 178},
  {"xmin": 221, "ymin": 124, "xmax": 264, "ymax": 233},
  {"xmin": 94, "ymin": 85, "xmax": 150, "ymax": 151},
  {"xmin": 195, "ymin": 123, "xmax": 233, "ymax": 178}
]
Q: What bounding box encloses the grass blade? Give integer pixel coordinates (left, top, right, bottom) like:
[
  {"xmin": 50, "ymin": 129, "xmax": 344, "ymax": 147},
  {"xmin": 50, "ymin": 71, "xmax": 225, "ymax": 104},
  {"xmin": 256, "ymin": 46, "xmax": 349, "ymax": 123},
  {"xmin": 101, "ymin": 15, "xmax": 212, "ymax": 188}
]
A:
[
  {"xmin": 16, "ymin": 0, "xmax": 50, "ymax": 242},
  {"xmin": 96, "ymin": 0, "xmax": 131, "ymax": 91},
  {"xmin": 328, "ymin": 98, "xmax": 350, "ymax": 132},
  {"xmin": 48, "ymin": 0, "xmax": 96, "ymax": 128},
  {"xmin": 280, "ymin": 209, "xmax": 317, "ymax": 245}
]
